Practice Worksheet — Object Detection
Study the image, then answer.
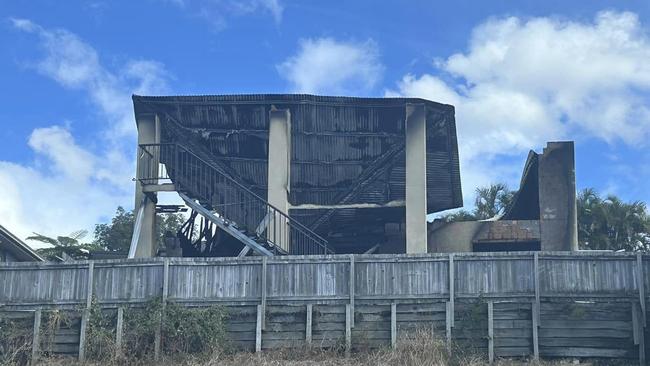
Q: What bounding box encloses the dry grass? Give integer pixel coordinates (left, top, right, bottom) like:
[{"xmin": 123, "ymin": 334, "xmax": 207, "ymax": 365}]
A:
[{"xmin": 30, "ymin": 329, "xmax": 597, "ymax": 366}]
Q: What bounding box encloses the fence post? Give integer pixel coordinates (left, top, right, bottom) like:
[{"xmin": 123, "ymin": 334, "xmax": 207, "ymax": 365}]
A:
[
  {"xmin": 639, "ymin": 305, "xmax": 646, "ymax": 366},
  {"xmin": 532, "ymin": 301, "xmax": 539, "ymax": 360},
  {"xmin": 345, "ymin": 304, "xmax": 351, "ymax": 357},
  {"xmin": 638, "ymin": 253, "xmax": 646, "ymax": 326},
  {"xmin": 533, "ymin": 252, "xmax": 540, "ymax": 360},
  {"xmin": 79, "ymin": 261, "xmax": 94, "ymax": 361},
  {"xmin": 633, "ymin": 302, "xmax": 646, "ymax": 365},
  {"xmin": 534, "ymin": 252, "xmax": 540, "ymax": 315},
  {"xmin": 446, "ymin": 301, "xmax": 452, "ymax": 354},
  {"xmin": 305, "ymin": 304, "xmax": 312, "ymax": 346},
  {"xmin": 162, "ymin": 258, "xmax": 170, "ymax": 305},
  {"xmin": 261, "ymin": 257, "xmax": 267, "ymax": 331},
  {"xmin": 256, "ymin": 304, "xmax": 263, "ymax": 353},
  {"xmin": 449, "ymin": 254, "xmax": 455, "ymax": 327},
  {"xmin": 488, "ymin": 301, "xmax": 494, "ymax": 363},
  {"xmin": 31, "ymin": 308, "xmax": 42, "ymax": 362},
  {"xmin": 349, "ymin": 254, "xmax": 355, "ymax": 328},
  {"xmin": 634, "ymin": 302, "xmax": 640, "ymax": 345},
  {"xmin": 115, "ymin": 307, "xmax": 124, "ymax": 359},
  {"xmin": 391, "ymin": 302, "xmax": 397, "ymax": 349}
]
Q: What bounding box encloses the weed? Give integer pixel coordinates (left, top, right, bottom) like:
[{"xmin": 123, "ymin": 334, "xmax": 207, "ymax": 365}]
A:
[{"xmin": 0, "ymin": 314, "xmax": 32, "ymax": 365}]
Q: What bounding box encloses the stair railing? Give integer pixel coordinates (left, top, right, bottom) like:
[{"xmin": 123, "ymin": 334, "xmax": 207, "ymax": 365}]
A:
[{"xmin": 137, "ymin": 143, "xmax": 334, "ymax": 255}]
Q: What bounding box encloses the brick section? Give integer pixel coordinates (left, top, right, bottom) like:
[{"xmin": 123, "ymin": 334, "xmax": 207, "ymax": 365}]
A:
[{"xmin": 473, "ymin": 220, "xmax": 541, "ymax": 243}]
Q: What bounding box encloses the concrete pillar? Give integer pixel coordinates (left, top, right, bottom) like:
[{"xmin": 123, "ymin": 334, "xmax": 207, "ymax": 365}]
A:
[
  {"xmin": 134, "ymin": 113, "xmax": 159, "ymax": 257},
  {"xmin": 405, "ymin": 103, "xmax": 428, "ymax": 253},
  {"xmin": 267, "ymin": 109, "xmax": 291, "ymax": 252},
  {"xmin": 538, "ymin": 141, "xmax": 578, "ymax": 251}
]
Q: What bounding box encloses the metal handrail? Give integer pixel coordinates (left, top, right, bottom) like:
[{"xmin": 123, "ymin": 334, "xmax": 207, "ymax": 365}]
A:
[{"xmin": 138, "ymin": 143, "xmax": 333, "ymax": 255}]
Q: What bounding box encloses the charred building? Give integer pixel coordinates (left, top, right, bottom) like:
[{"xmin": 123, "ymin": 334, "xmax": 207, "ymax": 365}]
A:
[
  {"xmin": 129, "ymin": 94, "xmax": 578, "ymax": 258},
  {"xmin": 130, "ymin": 94, "xmax": 462, "ymax": 257}
]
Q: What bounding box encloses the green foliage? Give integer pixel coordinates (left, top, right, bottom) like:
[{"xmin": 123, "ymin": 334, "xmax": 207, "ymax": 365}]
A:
[
  {"xmin": 122, "ymin": 298, "xmax": 229, "ymax": 360},
  {"xmin": 27, "ymin": 206, "xmax": 186, "ymax": 260},
  {"xmin": 86, "ymin": 299, "xmax": 117, "ymax": 361},
  {"xmin": 474, "ymin": 183, "xmax": 515, "ymax": 219},
  {"xmin": 442, "ymin": 183, "xmax": 516, "ymax": 222},
  {"xmin": 28, "ymin": 230, "xmax": 100, "ymax": 261},
  {"xmin": 93, "ymin": 206, "xmax": 185, "ymax": 253},
  {"xmin": 93, "ymin": 207, "xmax": 134, "ymax": 252},
  {"xmin": 577, "ymin": 188, "xmax": 650, "ymax": 251},
  {"xmin": 123, "ymin": 299, "xmax": 162, "ymax": 359},
  {"xmin": 161, "ymin": 302, "xmax": 229, "ymax": 355}
]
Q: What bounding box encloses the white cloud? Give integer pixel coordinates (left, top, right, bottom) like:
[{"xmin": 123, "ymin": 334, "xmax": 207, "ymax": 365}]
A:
[
  {"xmin": 166, "ymin": 0, "xmax": 284, "ymax": 30},
  {"xmin": 2, "ymin": 19, "xmax": 171, "ymax": 243},
  {"xmin": 10, "ymin": 18, "xmax": 170, "ymax": 139},
  {"xmin": 277, "ymin": 38, "xmax": 384, "ymax": 95},
  {"xmin": 0, "ymin": 127, "xmax": 131, "ymax": 243},
  {"xmin": 28, "ymin": 126, "xmax": 96, "ymax": 181},
  {"xmin": 387, "ymin": 11, "xmax": 650, "ymax": 205}
]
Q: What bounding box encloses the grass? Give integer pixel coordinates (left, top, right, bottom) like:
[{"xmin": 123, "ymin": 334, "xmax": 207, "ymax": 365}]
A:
[{"xmin": 29, "ymin": 329, "xmax": 610, "ymax": 366}]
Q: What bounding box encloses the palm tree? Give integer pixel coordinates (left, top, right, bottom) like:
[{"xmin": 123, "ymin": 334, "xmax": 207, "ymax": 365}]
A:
[
  {"xmin": 27, "ymin": 230, "xmax": 99, "ymax": 261},
  {"xmin": 577, "ymin": 189, "xmax": 650, "ymax": 251},
  {"xmin": 442, "ymin": 183, "xmax": 516, "ymax": 222},
  {"xmin": 474, "ymin": 183, "xmax": 515, "ymax": 219}
]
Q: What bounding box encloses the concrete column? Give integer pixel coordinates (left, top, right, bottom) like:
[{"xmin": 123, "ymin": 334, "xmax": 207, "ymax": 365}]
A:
[
  {"xmin": 405, "ymin": 103, "xmax": 428, "ymax": 253},
  {"xmin": 134, "ymin": 113, "xmax": 159, "ymax": 257},
  {"xmin": 267, "ymin": 109, "xmax": 291, "ymax": 252},
  {"xmin": 538, "ymin": 141, "xmax": 578, "ymax": 251}
]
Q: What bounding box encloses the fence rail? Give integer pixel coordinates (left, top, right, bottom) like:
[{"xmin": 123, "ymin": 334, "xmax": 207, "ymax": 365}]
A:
[
  {"xmin": 1, "ymin": 252, "xmax": 648, "ymax": 362},
  {"xmin": 1, "ymin": 252, "xmax": 647, "ymax": 307}
]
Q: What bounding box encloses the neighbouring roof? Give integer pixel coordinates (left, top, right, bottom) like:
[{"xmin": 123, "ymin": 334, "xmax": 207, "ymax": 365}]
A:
[{"xmin": 0, "ymin": 224, "xmax": 44, "ymax": 262}]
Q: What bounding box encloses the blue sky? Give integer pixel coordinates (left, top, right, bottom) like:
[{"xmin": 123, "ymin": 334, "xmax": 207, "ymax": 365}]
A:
[{"xmin": 1, "ymin": 0, "xmax": 650, "ymax": 240}]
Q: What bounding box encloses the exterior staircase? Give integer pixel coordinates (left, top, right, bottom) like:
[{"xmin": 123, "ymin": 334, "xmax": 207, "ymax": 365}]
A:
[{"xmin": 137, "ymin": 143, "xmax": 334, "ymax": 256}]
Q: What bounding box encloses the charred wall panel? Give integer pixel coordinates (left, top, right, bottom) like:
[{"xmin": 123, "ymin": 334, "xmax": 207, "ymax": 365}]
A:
[{"xmin": 289, "ymin": 103, "xmax": 404, "ymax": 206}]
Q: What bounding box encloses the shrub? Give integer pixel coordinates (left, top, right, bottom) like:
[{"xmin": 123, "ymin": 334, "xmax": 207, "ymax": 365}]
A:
[{"xmin": 0, "ymin": 315, "xmax": 32, "ymax": 365}]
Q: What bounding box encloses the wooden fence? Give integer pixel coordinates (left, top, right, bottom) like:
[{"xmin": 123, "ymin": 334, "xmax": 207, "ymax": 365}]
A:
[{"xmin": 1, "ymin": 252, "xmax": 648, "ymax": 363}]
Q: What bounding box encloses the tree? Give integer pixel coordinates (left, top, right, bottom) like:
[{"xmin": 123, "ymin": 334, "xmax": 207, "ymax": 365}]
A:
[
  {"xmin": 27, "ymin": 230, "xmax": 100, "ymax": 261},
  {"xmin": 577, "ymin": 189, "xmax": 650, "ymax": 251},
  {"xmin": 474, "ymin": 183, "xmax": 515, "ymax": 219},
  {"xmin": 93, "ymin": 206, "xmax": 186, "ymax": 252},
  {"xmin": 442, "ymin": 183, "xmax": 516, "ymax": 222},
  {"xmin": 93, "ymin": 207, "xmax": 134, "ymax": 252},
  {"xmin": 157, "ymin": 213, "xmax": 185, "ymax": 243}
]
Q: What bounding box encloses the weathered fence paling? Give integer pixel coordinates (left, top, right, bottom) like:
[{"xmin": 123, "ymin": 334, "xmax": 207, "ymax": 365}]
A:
[{"xmin": 1, "ymin": 252, "xmax": 648, "ymax": 362}]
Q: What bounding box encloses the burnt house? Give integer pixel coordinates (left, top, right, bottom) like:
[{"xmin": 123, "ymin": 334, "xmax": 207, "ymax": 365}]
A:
[{"xmin": 130, "ymin": 94, "xmax": 462, "ymax": 257}]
